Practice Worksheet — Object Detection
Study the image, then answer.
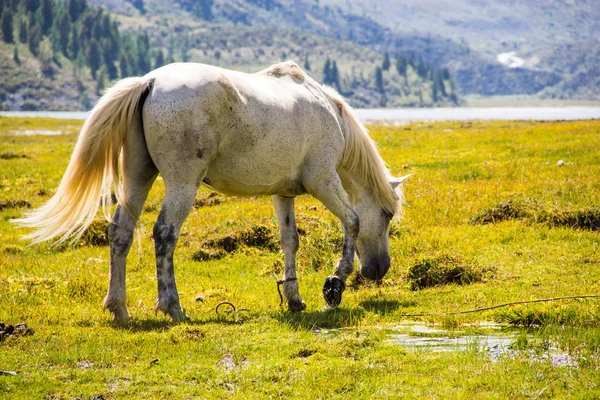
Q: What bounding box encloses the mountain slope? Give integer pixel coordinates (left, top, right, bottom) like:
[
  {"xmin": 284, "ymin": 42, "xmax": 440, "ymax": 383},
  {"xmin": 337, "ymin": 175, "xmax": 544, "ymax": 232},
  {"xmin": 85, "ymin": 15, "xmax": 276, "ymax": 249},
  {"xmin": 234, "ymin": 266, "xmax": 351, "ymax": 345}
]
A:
[{"xmin": 93, "ymin": 0, "xmax": 584, "ymax": 98}]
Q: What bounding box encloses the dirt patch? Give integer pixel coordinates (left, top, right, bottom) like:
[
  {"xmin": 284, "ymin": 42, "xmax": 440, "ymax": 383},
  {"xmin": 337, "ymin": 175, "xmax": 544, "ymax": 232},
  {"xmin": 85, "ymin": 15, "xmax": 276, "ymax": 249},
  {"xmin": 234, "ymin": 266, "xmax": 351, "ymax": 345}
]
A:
[
  {"xmin": 197, "ymin": 225, "xmax": 278, "ymax": 259},
  {"xmin": 0, "ymin": 322, "xmax": 34, "ymax": 342},
  {"xmin": 539, "ymin": 208, "xmax": 600, "ymax": 231},
  {"xmin": 0, "ymin": 152, "xmax": 29, "ymax": 160},
  {"xmin": 0, "ymin": 199, "xmax": 31, "ymax": 211},
  {"xmin": 4, "ymin": 245, "xmax": 23, "ymax": 254},
  {"xmin": 293, "ymin": 349, "xmax": 317, "ymax": 358},
  {"xmin": 470, "ymin": 198, "xmax": 537, "ymax": 224},
  {"xmin": 79, "ymin": 219, "xmax": 110, "ymax": 246},
  {"xmin": 406, "ymin": 254, "xmax": 494, "ymax": 290},
  {"xmin": 194, "ymin": 192, "xmax": 223, "ymax": 208},
  {"xmin": 472, "ymin": 198, "xmax": 600, "ymax": 231},
  {"xmin": 191, "ymin": 248, "xmax": 227, "ymax": 262}
]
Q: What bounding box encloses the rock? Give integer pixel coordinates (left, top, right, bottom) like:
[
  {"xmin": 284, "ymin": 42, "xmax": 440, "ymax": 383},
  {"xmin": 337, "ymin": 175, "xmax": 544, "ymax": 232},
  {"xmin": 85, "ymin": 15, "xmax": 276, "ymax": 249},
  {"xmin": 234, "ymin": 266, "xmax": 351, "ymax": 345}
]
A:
[{"xmin": 556, "ymin": 159, "xmax": 565, "ymax": 166}]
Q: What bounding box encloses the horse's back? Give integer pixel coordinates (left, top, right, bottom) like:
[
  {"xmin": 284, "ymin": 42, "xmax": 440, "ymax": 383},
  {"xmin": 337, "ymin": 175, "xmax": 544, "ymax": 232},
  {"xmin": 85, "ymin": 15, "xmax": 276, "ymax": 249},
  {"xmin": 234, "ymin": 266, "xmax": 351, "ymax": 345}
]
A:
[{"xmin": 141, "ymin": 62, "xmax": 343, "ymax": 196}]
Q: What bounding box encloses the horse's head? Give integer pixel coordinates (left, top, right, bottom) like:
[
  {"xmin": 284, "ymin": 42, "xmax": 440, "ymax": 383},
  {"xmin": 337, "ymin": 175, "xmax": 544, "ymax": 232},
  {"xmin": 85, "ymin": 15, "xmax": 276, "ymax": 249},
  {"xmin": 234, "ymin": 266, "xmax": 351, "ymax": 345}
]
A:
[{"xmin": 353, "ymin": 176, "xmax": 409, "ymax": 281}]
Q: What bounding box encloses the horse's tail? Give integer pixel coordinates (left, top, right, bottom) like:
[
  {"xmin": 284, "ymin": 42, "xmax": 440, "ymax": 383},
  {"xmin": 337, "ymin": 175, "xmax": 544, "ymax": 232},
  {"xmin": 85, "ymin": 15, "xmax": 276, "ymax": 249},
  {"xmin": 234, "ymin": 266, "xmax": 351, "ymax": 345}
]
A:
[{"xmin": 13, "ymin": 76, "xmax": 153, "ymax": 245}]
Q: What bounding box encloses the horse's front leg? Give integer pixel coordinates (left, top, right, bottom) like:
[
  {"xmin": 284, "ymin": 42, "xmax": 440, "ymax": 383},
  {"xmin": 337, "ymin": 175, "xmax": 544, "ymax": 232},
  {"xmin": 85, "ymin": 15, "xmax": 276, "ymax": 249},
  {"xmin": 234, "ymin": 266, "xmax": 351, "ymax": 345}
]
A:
[
  {"xmin": 272, "ymin": 195, "xmax": 306, "ymax": 311},
  {"xmin": 303, "ymin": 171, "xmax": 359, "ymax": 308}
]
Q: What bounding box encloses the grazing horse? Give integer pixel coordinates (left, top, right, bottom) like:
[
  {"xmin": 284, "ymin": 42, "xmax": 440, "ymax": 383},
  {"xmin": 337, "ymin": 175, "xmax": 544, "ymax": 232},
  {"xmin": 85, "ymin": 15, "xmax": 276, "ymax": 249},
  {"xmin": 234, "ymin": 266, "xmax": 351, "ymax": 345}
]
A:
[{"xmin": 15, "ymin": 61, "xmax": 408, "ymax": 322}]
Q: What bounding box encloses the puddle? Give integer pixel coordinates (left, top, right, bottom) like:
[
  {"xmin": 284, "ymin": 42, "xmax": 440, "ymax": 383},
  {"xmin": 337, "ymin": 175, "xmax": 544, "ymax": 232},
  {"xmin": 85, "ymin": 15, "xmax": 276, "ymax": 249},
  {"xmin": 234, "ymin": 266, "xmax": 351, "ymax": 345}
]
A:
[
  {"xmin": 313, "ymin": 323, "xmax": 578, "ymax": 367},
  {"xmin": 8, "ymin": 130, "xmax": 65, "ymax": 136}
]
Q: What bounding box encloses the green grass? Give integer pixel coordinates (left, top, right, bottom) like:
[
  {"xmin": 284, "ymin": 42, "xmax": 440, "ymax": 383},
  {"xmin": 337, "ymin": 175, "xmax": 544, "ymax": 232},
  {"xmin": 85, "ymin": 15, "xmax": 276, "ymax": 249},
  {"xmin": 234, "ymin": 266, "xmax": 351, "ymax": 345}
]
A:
[{"xmin": 1, "ymin": 117, "xmax": 600, "ymax": 398}]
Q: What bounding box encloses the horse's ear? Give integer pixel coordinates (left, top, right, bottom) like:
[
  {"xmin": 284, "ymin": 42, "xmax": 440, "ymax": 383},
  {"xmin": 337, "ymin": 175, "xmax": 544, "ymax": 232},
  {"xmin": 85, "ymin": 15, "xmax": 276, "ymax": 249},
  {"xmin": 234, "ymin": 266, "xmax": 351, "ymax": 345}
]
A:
[{"xmin": 389, "ymin": 174, "xmax": 412, "ymax": 189}]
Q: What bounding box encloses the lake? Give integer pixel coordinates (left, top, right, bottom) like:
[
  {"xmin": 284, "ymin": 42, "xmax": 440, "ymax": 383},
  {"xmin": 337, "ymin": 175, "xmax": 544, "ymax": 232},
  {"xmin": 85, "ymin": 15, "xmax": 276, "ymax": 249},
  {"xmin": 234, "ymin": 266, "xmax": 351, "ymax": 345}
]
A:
[{"xmin": 1, "ymin": 107, "xmax": 599, "ymax": 124}]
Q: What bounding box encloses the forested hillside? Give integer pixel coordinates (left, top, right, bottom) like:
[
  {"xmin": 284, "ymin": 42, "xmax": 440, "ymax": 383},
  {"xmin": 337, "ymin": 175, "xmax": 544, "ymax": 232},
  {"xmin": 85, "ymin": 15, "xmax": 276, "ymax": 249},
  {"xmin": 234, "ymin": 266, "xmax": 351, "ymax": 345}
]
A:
[
  {"xmin": 0, "ymin": 0, "xmax": 458, "ymax": 110},
  {"xmin": 3, "ymin": 0, "xmax": 595, "ymax": 110},
  {"xmin": 0, "ymin": 0, "xmax": 172, "ymax": 110}
]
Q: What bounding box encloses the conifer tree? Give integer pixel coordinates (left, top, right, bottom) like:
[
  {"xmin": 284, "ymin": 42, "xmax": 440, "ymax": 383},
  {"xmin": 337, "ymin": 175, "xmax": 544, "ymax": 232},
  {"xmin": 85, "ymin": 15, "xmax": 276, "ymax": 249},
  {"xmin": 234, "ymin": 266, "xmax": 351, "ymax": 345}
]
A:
[
  {"xmin": 28, "ymin": 24, "xmax": 41, "ymax": 56},
  {"xmin": 56, "ymin": 9, "xmax": 71, "ymax": 56},
  {"xmin": 395, "ymin": 54, "xmax": 407, "ymax": 77},
  {"xmin": 1, "ymin": 9, "xmax": 14, "ymax": 43},
  {"xmin": 304, "ymin": 54, "xmax": 310, "ymax": 71},
  {"xmin": 382, "ymin": 52, "xmax": 390, "ymax": 71},
  {"xmin": 375, "ymin": 66, "xmax": 384, "ymax": 93},
  {"xmin": 323, "ymin": 58, "xmax": 331, "ymax": 84},
  {"xmin": 88, "ymin": 38, "xmax": 101, "ymax": 79},
  {"xmin": 13, "ymin": 44, "xmax": 20, "ymax": 64},
  {"xmin": 119, "ymin": 53, "xmax": 130, "ymax": 77},
  {"xmin": 68, "ymin": 0, "xmax": 87, "ymax": 22},
  {"xmin": 68, "ymin": 25, "xmax": 79, "ymax": 59},
  {"xmin": 154, "ymin": 48, "xmax": 164, "ymax": 69},
  {"xmin": 18, "ymin": 17, "xmax": 27, "ymax": 43},
  {"xmin": 331, "ymin": 60, "xmax": 340, "ymax": 91},
  {"xmin": 40, "ymin": 0, "xmax": 54, "ymax": 35}
]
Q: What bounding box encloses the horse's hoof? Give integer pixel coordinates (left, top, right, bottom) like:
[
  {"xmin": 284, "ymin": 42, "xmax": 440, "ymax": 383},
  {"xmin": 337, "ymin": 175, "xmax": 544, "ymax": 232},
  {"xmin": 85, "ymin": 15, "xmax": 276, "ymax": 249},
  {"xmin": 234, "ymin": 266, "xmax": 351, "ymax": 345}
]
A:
[
  {"xmin": 323, "ymin": 275, "xmax": 345, "ymax": 308},
  {"xmin": 288, "ymin": 299, "xmax": 307, "ymax": 312}
]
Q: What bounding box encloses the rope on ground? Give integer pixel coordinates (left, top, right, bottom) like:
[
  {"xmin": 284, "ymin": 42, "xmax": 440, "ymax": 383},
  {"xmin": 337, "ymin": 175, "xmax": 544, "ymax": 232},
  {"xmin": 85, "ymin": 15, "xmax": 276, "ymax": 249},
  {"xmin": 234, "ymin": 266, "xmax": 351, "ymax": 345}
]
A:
[
  {"xmin": 273, "ymin": 272, "xmax": 297, "ymax": 306},
  {"xmin": 401, "ymin": 294, "xmax": 600, "ymax": 317},
  {"xmin": 215, "ymin": 301, "xmax": 250, "ymax": 315}
]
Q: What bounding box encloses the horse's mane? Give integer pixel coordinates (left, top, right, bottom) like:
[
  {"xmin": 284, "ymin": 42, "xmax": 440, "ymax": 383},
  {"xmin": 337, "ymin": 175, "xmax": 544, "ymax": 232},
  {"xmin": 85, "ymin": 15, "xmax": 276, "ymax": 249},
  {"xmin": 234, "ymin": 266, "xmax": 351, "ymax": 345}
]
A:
[{"xmin": 321, "ymin": 86, "xmax": 402, "ymax": 218}]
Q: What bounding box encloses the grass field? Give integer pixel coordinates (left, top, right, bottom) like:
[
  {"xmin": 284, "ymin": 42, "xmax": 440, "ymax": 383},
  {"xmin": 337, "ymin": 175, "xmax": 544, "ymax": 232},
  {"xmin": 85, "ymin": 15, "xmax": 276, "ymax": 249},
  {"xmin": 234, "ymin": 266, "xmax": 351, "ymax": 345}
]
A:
[{"xmin": 1, "ymin": 117, "xmax": 599, "ymax": 398}]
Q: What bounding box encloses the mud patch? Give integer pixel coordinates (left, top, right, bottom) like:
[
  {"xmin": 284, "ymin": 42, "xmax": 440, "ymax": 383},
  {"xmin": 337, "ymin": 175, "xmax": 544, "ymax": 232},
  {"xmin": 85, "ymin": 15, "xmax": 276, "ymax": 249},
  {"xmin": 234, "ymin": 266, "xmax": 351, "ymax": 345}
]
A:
[
  {"xmin": 0, "ymin": 152, "xmax": 29, "ymax": 160},
  {"xmin": 0, "ymin": 322, "xmax": 34, "ymax": 342},
  {"xmin": 406, "ymin": 254, "xmax": 494, "ymax": 290},
  {"xmin": 470, "ymin": 198, "xmax": 536, "ymax": 224},
  {"xmin": 0, "ymin": 199, "xmax": 31, "ymax": 211},
  {"xmin": 79, "ymin": 219, "xmax": 110, "ymax": 246},
  {"xmin": 293, "ymin": 349, "xmax": 316, "ymax": 358},
  {"xmin": 194, "ymin": 192, "xmax": 223, "ymax": 208},
  {"xmin": 471, "ymin": 198, "xmax": 600, "ymax": 231},
  {"xmin": 195, "ymin": 225, "xmax": 277, "ymax": 260},
  {"xmin": 191, "ymin": 248, "xmax": 227, "ymax": 261}
]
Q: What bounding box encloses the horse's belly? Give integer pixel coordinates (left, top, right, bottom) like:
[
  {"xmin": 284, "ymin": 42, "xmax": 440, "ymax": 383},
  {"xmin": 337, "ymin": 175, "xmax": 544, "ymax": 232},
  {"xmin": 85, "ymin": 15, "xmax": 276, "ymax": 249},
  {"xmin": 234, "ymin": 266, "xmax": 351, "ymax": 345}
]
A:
[{"xmin": 204, "ymin": 156, "xmax": 306, "ymax": 197}]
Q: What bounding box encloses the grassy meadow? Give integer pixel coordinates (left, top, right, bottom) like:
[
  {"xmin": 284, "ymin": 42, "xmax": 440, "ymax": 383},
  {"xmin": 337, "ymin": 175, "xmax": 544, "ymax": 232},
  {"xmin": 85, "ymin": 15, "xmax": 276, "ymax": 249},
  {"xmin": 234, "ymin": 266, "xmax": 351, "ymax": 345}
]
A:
[{"xmin": 1, "ymin": 116, "xmax": 599, "ymax": 398}]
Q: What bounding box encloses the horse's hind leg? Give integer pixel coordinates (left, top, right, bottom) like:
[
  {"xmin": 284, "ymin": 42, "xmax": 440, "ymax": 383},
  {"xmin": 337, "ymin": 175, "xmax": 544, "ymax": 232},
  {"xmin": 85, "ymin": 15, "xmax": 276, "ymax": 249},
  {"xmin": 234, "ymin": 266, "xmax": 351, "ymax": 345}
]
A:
[
  {"xmin": 104, "ymin": 115, "xmax": 158, "ymax": 322},
  {"xmin": 272, "ymin": 195, "xmax": 306, "ymax": 311},
  {"xmin": 303, "ymin": 169, "xmax": 359, "ymax": 308},
  {"xmin": 153, "ymin": 182, "xmax": 199, "ymax": 322}
]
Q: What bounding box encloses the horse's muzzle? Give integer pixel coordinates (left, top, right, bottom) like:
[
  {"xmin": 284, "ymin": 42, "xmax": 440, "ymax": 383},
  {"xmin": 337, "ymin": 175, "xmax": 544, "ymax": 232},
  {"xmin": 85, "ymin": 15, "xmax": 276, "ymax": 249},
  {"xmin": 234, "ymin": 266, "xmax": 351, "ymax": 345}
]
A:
[{"xmin": 359, "ymin": 255, "xmax": 391, "ymax": 281}]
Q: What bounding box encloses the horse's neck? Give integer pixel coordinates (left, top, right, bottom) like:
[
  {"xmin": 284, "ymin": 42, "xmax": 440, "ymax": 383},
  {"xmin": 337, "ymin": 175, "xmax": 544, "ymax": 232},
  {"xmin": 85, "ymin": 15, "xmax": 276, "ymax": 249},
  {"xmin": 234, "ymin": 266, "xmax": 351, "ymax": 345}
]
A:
[{"xmin": 338, "ymin": 168, "xmax": 371, "ymax": 206}]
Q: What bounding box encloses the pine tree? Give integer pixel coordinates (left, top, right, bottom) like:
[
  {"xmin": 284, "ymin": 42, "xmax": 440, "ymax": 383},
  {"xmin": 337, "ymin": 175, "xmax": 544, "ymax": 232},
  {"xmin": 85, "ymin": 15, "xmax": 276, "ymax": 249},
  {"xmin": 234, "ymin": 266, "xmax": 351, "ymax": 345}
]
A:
[
  {"xmin": 382, "ymin": 52, "xmax": 390, "ymax": 71},
  {"xmin": 303, "ymin": 54, "xmax": 310, "ymax": 71},
  {"xmin": 26, "ymin": 0, "xmax": 41, "ymax": 13},
  {"xmin": 28, "ymin": 24, "xmax": 41, "ymax": 56},
  {"xmin": 88, "ymin": 38, "xmax": 101, "ymax": 79},
  {"xmin": 395, "ymin": 54, "xmax": 407, "ymax": 77},
  {"xmin": 375, "ymin": 66, "xmax": 384, "ymax": 93},
  {"xmin": 13, "ymin": 44, "xmax": 20, "ymax": 64},
  {"xmin": 56, "ymin": 9, "xmax": 71, "ymax": 56},
  {"xmin": 40, "ymin": 0, "xmax": 54, "ymax": 35},
  {"xmin": 331, "ymin": 60, "xmax": 340, "ymax": 91},
  {"xmin": 18, "ymin": 17, "xmax": 27, "ymax": 43},
  {"xmin": 136, "ymin": 32, "xmax": 150, "ymax": 73},
  {"xmin": 1, "ymin": 9, "xmax": 14, "ymax": 43},
  {"xmin": 154, "ymin": 48, "xmax": 164, "ymax": 69},
  {"xmin": 323, "ymin": 58, "xmax": 331, "ymax": 84},
  {"xmin": 103, "ymin": 41, "xmax": 118, "ymax": 80},
  {"xmin": 68, "ymin": 0, "xmax": 87, "ymax": 22},
  {"xmin": 68, "ymin": 25, "xmax": 79, "ymax": 58},
  {"xmin": 95, "ymin": 66, "xmax": 106, "ymax": 94},
  {"xmin": 119, "ymin": 53, "xmax": 130, "ymax": 77}
]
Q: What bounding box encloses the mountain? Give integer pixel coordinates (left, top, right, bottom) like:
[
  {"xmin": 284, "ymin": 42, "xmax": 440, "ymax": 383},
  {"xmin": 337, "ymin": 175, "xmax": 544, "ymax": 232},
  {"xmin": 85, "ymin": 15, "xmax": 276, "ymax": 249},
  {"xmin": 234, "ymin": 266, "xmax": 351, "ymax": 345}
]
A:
[
  {"xmin": 94, "ymin": 0, "xmax": 598, "ymax": 100},
  {"xmin": 1, "ymin": 0, "xmax": 597, "ymax": 110},
  {"xmin": 322, "ymin": 0, "xmax": 600, "ymax": 100}
]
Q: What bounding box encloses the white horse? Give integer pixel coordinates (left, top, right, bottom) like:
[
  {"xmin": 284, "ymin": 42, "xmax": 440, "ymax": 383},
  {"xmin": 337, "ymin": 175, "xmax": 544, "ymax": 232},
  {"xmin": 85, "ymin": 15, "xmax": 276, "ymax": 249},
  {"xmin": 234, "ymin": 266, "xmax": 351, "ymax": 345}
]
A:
[{"xmin": 15, "ymin": 61, "xmax": 408, "ymax": 322}]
